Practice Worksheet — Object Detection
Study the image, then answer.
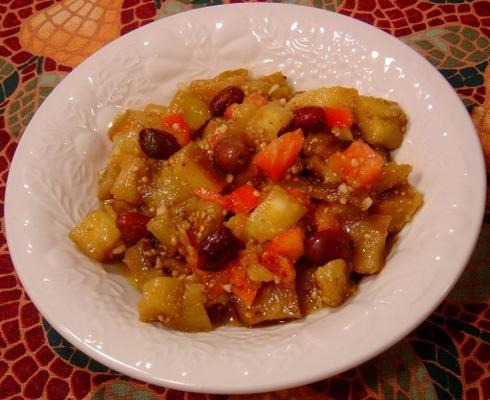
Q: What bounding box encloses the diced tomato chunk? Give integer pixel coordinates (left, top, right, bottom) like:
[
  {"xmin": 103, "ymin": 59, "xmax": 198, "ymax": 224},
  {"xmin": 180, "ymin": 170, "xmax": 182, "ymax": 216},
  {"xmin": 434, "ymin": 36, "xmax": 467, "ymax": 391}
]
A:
[
  {"xmin": 261, "ymin": 253, "xmax": 296, "ymax": 283},
  {"xmin": 254, "ymin": 129, "xmax": 305, "ymax": 181},
  {"xmin": 196, "ymin": 268, "xmax": 230, "ymax": 301},
  {"xmin": 227, "ymin": 253, "xmax": 261, "ymax": 305},
  {"xmin": 264, "ymin": 226, "xmax": 304, "ymax": 262},
  {"xmin": 261, "ymin": 227, "xmax": 304, "ymax": 283},
  {"xmin": 328, "ymin": 141, "xmax": 384, "ymax": 188},
  {"xmin": 195, "ymin": 251, "xmax": 261, "ymax": 305}
]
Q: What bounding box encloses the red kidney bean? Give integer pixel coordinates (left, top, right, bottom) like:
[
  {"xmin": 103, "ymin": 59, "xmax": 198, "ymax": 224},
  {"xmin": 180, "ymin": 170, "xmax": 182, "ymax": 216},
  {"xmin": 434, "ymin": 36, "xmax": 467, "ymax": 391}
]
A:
[
  {"xmin": 213, "ymin": 136, "xmax": 251, "ymax": 174},
  {"xmin": 209, "ymin": 86, "xmax": 245, "ymax": 116},
  {"xmin": 139, "ymin": 128, "xmax": 180, "ymax": 160},
  {"xmin": 198, "ymin": 226, "xmax": 242, "ymax": 270},
  {"xmin": 304, "ymin": 229, "xmax": 353, "ymax": 266},
  {"xmin": 292, "ymin": 106, "xmax": 326, "ymax": 132}
]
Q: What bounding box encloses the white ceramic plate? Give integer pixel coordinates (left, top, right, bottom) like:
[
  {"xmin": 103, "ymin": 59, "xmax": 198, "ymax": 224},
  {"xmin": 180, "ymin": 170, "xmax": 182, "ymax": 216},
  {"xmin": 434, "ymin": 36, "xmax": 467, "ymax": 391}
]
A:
[{"xmin": 5, "ymin": 3, "xmax": 485, "ymax": 394}]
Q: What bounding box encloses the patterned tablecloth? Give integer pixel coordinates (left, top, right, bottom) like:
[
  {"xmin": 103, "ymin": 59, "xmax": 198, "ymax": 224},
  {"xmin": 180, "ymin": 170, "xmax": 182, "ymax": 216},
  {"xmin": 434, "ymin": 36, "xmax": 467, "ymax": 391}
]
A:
[{"xmin": 0, "ymin": 1, "xmax": 489, "ymax": 399}]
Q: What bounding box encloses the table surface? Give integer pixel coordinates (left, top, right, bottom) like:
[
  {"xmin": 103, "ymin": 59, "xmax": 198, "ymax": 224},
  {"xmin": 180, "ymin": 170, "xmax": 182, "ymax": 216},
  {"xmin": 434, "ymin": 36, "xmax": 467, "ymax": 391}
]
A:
[{"xmin": 0, "ymin": 1, "xmax": 489, "ymax": 399}]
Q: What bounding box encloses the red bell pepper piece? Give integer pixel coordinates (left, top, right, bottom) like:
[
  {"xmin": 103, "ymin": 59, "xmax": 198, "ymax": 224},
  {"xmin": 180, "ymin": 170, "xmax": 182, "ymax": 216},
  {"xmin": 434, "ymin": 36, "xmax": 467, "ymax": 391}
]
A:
[
  {"xmin": 195, "ymin": 184, "xmax": 259, "ymax": 214},
  {"xmin": 195, "ymin": 187, "xmax": 225, "ymax": 206},
  {"xmin": 225, "ymin": 185, "xmax": 260, "ymax": 214},
  {"xmin": 324, "ymin": 107, "xmax": 353, "ymax": 128},
  {"xmin": 162, "ymin": 113, "xmax": 191, "ymax": 146}
]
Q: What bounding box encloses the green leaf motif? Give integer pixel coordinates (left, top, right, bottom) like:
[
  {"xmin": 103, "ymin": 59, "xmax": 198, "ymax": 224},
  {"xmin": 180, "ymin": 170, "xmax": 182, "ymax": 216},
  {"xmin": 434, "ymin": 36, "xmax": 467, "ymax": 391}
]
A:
[
  {"xmin": 275, "ymin": 0, "xmax": 311, "ymax": 6},
  {"xmin": 447, "ymin": 223, "xmax": 490, "ymax": 304},
  {"xmin": 312, "ymin": 0, "xmax": 344, "ymax": 11},
  {"xmin": 43, "ymin": 319, "xmax": 115, "ymax": 373},
  {"xmin": 360, "ymin": 339, "xmax": 438, "ymax": 400},
  {"xmin": 6, "ymin": 72, "xmax": 66, "ymax": 137},
  {"xmin": 403, "ymin": 26, "xmax": 489, "ymax": 69},
  {"xmin": 0, "ymin": 58, "xmax": 20, "ymax": 104},
  {"xmin": 411, "ymin": 319, "xmax": 463, "ymax": 400},
  {"xmin": 92, "ymin": 382, "xmax": 159, "ymax": 400},
  {"xmin": 156, "ymin": 1, "xmax": 190, "ymax": 18}
]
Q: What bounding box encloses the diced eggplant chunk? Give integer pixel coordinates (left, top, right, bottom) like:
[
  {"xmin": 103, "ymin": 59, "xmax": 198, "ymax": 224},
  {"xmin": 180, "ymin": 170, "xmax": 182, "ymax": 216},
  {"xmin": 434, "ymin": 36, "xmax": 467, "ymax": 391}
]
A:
[
  {"xmin": 171, "ymin": 283, "xmax": 212, "ymax": 332},
  {"xmin": 201, "ymin": 116, "xmax": 228, "ymax": 142},
  {"xmin": 110, "ymin": 156, "xmax": 147, "ymax": 204},
  {"xmin": 371, "ymin": 184, "xmax": 423, "ymax": 233},
  {"xmin": 314, "ymin": 259, "xmax": 353, "ymax": 307},
  {"xmin": 189, "ymin": 69, "xmax": 250, "ymax": 103},
  {"xmin": 146, "ymin": 160, "xmax": 193, "ymax": 210},
  {"xmin": 305, "ymin": 154, "xmax": 341, "ymax": 184},
  {"xmin": 173, "ymin": 196, "xmax": 225, "ymax": 239},
  {"xmin": 314, "ymin": 203, "xmax": 367, "ymax": 229},
  {"xmin": 331, "ymin": 126, "xmax": 353, "ymax": 141},
  {"xmin": 138, "ymin": 277, "xmax": 184, "ymax": 322},
  {"xmin": 347, "ymin": 215, "xmax": 392, "ymax": 274},
  {"xmin": 296, "ymin": 267, "xmax": 322, "ymax": 315},
  {"xmin": 373, "ymin": 162, "xmax": 412, "ymax": 193},
  {"xmin": 147, "ymin": 215, "xmax": 178, "ymax": 252},
  {"xmin": 245, "ymin": 185, "xmax": 307, "ymax": 243},
  {"xmin": 174, "ymin": 144, "xmax": 226, "ymax": 193},
  {"xmin": 355, "ymin": 96, "xmax": 407, "ymax": 150},
  {"xmin": 69, "ymin": 205, "xmax": 122, "ymax": 262},
  {"xmin": 226, "ymin": 102, "xmax": 260, "ymax": 138},
  {"xmin": 246, "ymin": 72, "xmax": 292, "ymax": 100},
  {"xmin": 287, "ymin": 87, "xmax": 359, "ymax": 110},
  {"xmin": 167, "ymin": 90, "xmax": 211, "ymax": 131},
  {"xmin": 143, "ymin": 103, "xmax": 167, "ymax": 121},
  {"xmin": 232, "ymin": 282, "xmax": 301, "ymax": 326},
  {"xmin": 224, "ymin": 213, "xmax": 249, "ymax": 242},
  {"xmin": 124, "ymin": 239, "xmax": 162, "ymax": 287},
  {"xmin": 303, "ymin": 132, "xmax": 344, "ymax": 159},
  {"xmin": 108, "ymin": 110, "xmax": 144, "ymax": 141},
  {"xmin": 245, "ymin": 102, "xmax": 293, "ymax": 144},
  {"xmin": 97, "ymin": 163, "xmax": 120, "ymax": 200}
]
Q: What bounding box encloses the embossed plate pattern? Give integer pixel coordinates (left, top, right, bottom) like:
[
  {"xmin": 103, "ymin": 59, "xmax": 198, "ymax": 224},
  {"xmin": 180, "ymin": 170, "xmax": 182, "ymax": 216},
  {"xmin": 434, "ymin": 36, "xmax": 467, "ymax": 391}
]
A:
[{"xmin": 4, "ymin": 3, "xmax": 485, "ymax": 394}]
